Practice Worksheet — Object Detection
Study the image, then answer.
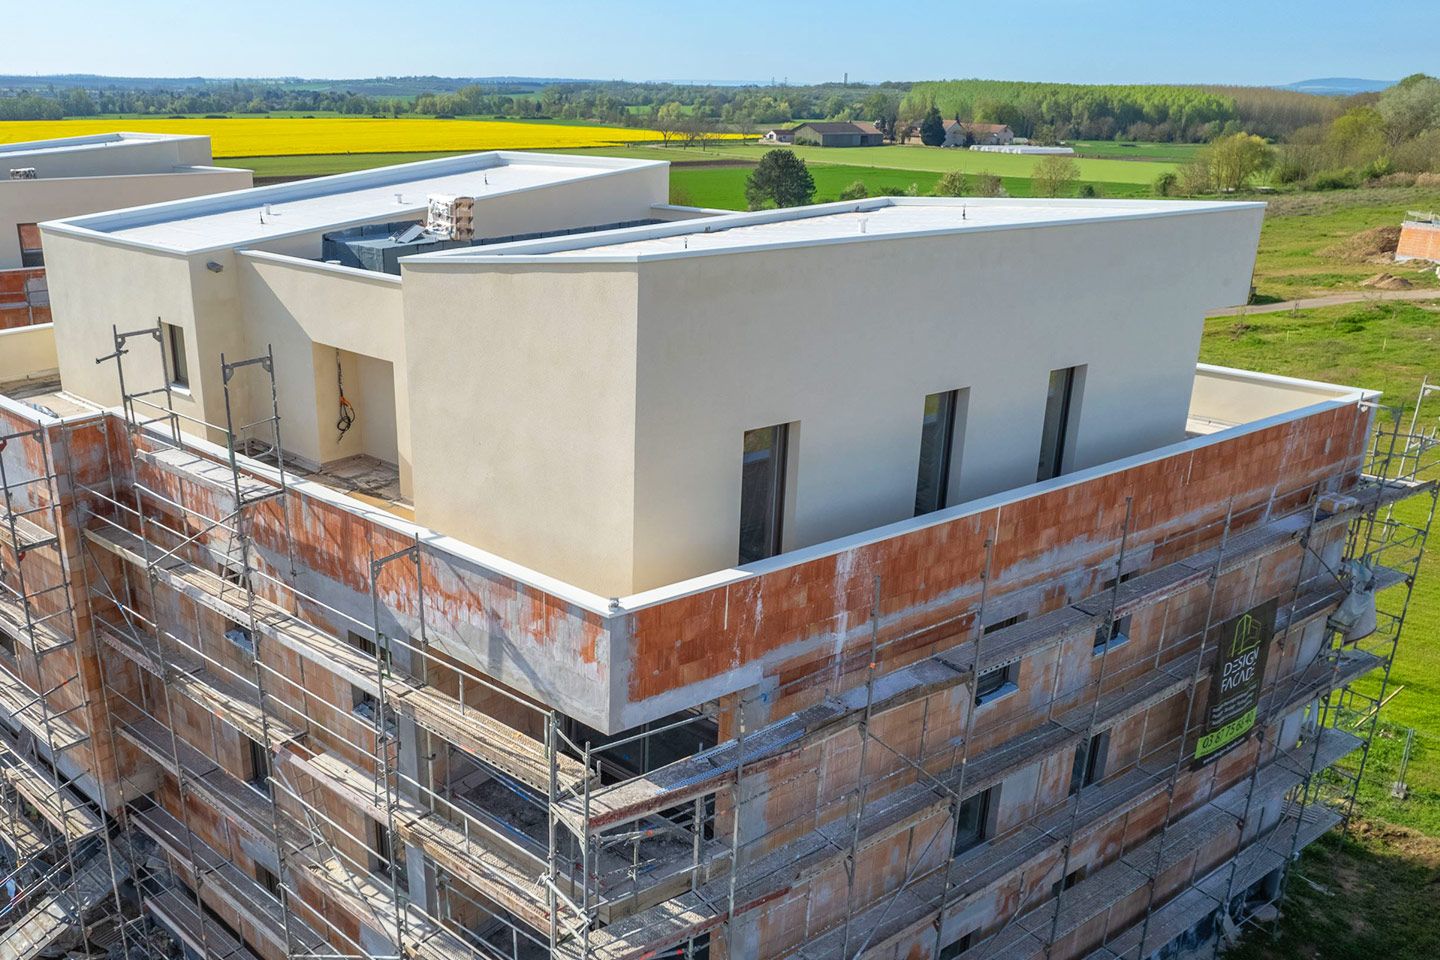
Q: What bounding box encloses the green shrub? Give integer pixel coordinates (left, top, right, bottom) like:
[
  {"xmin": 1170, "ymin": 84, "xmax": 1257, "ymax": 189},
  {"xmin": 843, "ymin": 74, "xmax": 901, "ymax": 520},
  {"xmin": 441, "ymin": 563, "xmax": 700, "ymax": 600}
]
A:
[{"xmin": 1309, "ymin": 168, "xmax": 1361, "ymax": 190}]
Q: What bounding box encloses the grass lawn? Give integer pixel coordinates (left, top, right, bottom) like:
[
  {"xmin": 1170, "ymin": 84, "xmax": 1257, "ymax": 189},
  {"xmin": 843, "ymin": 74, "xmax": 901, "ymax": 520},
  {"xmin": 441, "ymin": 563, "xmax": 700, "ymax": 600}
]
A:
[
  {"xmin": 667, "ymin": 164, "xmax": 1152, "ymax": 209},
  {"xmin": 1249, "ymin": 187, "xmax": 1440, "ymax": 301},
  {"xmin": 645, "ymin": 141, "xmax": 1177, "ymax": 184},
  {"xmin": 1226, "ymin": 824, "xmax": 1440, "ymax": 960},
  {"xmin": 1067, "ymin": 140, "xmax": 1206, "ymax": 163}
]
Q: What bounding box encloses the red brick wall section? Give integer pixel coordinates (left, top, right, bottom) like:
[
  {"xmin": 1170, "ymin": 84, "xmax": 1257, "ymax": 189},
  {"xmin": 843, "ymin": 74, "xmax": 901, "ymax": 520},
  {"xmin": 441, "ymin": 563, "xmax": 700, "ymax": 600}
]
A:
[
  {"xmin": 625, "ymin": 402, "xmax": 1371, "ymax": 706},
  {"xmin": 1397, "ymin": 221, "xmax": 1440, "ymax": 263},
  {"xmin": 0, "ymin": 267, "xmax": 49, "ymax": 331}
]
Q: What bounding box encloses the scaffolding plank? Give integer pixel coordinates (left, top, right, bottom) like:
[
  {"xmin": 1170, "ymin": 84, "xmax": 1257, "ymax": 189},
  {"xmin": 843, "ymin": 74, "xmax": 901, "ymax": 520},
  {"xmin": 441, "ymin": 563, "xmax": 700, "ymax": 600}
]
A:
[
  {"xmin": 144, "ymin": 886, "xmax": 257, "ymax": 960},
  {"xmin": 94, "ymin": 617, "xmax": 302, "ymax": 748},
  {"xmin": 954, "ymin": 729, "xmax": 1361, "ymax": 960},
  {"xmin": 0, "ymin": 737, "xmax": 102, "ymax": 840},
  {"xmin": 561, "ymin": 507, "xmax": 1365, "ymax": 838},
  {"xmin": 0, "ymin": 848, "xmax": 126, "ymax": 960},
  {"xmin": 86, "ymin": 522, "xmax": 579, "ymax": 793},
  {"xmin": 0, "ymin": 788, "xmax": 52, "ymax": 862},
  {"xmin": 116, "ymin": 715, "xmax": 309, "ymax": 852},
  {"xmin": 291, "ymin": 852, "xmax": 475, "ymax": 960},
  {"xmin": 0, "ymin": 660, "xmax": 88, "ymax": 753},
  {"xmin": 797, "ymin": 761, "xmax": 1173, "ymax": 958},
  {"xmin": 0, "ymin": 591, "xmax": 72, "ymax": 656},
  {"xmin": 282, "ymin": 748, "xmax": 557, "ymax": 933},
  {"xmin": 558, "ymin": 654, "xmax": 971, "ymax": 835},
  {"xmin": 0, "ymin": 510, "xmax": 57, "ymax": 554},
  {"xmin": 129, "ymin": 803, "xmax": 330, "ymax": 956}
]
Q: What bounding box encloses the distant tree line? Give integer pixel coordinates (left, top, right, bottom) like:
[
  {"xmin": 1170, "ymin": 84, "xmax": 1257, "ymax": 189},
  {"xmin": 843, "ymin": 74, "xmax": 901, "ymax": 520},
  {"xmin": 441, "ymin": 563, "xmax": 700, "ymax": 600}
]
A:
[
  {"xmin": 900, "ymin": 79, "xmax": 1343, "ymax": 143},
  {"xmin": 0, "ymin": 77, "xmax": 911, "ymax": 127}
]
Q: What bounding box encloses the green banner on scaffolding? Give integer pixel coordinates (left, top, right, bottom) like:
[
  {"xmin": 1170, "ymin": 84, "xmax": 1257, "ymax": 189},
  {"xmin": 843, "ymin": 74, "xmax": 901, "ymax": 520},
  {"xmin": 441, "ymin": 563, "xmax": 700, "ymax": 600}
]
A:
[{"xmin": 1194, "ymin": 598, "xmax": 1277, "ymax": 765}]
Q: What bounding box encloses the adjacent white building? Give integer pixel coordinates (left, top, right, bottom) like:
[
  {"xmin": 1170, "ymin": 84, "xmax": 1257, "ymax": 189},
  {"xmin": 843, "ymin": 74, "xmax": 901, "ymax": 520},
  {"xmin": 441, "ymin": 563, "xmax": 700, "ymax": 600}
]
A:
[
  {"xmin": 1, "ymin": 132, "xmax": 251, "ymax": 268},
  {"xmin": 0, "ymin": 132, "xmax": 251, "ymax": 386}
]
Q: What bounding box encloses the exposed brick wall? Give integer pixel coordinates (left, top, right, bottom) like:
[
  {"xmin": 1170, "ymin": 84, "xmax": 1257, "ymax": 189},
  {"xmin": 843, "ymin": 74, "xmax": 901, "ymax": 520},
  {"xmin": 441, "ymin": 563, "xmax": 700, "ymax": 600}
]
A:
[
  {"xmin": 0, "ymin": 267, "xmax": 49, "ymax": 331},
  {"xmin": 628, "ymin": 403, "xmax": 1369, "ymax": 711},
  {"xmin": 1397, "ymin": 221, "xmax": 1440, "ymax": 263}
]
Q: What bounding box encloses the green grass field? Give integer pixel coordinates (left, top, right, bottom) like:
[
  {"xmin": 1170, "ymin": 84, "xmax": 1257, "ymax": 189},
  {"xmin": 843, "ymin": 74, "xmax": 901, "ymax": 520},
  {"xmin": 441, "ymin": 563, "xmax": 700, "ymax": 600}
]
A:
[
  {"xmin": 1249, "ymin": 187, "xmax": 1440, "ymax": 301},
  {"xmin": 667, "ymin": 164, "xmax": 1151, "ymax": 208},
  {"xmin": 1067, "ymin": 140, "xmax": 1206, "ymax": 163},
  {"xmin": 635, "ymin": 141, "xmax": 1177, "ymax": 183}
]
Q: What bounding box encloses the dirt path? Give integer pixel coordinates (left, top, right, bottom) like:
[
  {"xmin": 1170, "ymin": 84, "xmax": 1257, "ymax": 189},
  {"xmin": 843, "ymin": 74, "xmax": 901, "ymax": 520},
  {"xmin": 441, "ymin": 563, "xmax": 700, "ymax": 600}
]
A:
[{"xmin": 1209, "ymin": 288, "xmax": 1440, "ymax": 317}]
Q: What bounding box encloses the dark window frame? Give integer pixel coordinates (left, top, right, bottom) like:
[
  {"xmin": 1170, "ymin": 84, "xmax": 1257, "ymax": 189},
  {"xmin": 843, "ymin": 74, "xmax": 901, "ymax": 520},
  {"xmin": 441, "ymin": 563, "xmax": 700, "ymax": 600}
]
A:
[
  {"xmin": 1093, "ymin": 613, "xmax": 1133, "ymax": 654},
  {"xmin": 163, "ymin": 322, "xmax": 189, "ymax": 390},
  {"xmin": 915, "ymin": 389, "xmax": 962, "ymax": 516},
  {"xmin": 738, "ymin": 423, "xmax": 790, "ymax": 565},
  {"xmin": 952, "ymin": 785, "xmax": 996, "ymax": 855},
  {"xmin": 255, "ymin": 864, "xmax": 281, "ymax": 898},
  {"xmin": 1069, "ymin": 731, "xmax": 1109, "ymax": 796},
  {"xmin": 246, "ymin": 735, "xmax": 271, "ymax": 797},
  {"xmin": 938, "ymin": 931, "xmax": 975, "ymax": 959},
  {"xmin": 1037, "ymin": 366, "xmax": 1080, "ymax": 482},
  {"xmin": 974, "ymin": 661, "xmax": 1019, "ymax": 706}
]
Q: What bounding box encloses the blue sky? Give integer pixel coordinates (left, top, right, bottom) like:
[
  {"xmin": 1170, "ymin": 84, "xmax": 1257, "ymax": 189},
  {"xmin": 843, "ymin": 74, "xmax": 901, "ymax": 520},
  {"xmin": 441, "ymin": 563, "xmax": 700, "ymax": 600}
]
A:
[{"xmin": 5, "ymin": 1, "xmax": 1434, "ymax": 85}]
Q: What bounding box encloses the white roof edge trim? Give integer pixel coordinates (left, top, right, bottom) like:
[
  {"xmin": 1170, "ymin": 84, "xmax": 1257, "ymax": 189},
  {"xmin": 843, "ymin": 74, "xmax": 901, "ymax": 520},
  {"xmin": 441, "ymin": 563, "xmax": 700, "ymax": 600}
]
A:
[
  {"xmin": 403, "ymin": 195, "xmax": 1267, "ymax": 266},
  {"xmin": 0, "ymin": 131, "xmax": 212, "ymax": 155},
  {"xmin": 42, "ymin": 150, "xmax": 668, "ymax": 255}
]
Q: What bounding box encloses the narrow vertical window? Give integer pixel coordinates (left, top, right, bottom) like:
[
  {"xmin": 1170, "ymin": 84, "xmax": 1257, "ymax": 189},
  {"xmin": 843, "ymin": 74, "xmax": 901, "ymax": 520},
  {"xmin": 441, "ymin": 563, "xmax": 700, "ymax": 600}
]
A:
[
  {"xmin": 952, "ymin": 785, "xmax": 995, "ymax": 855},
  {"xmin": 1069, "ymin": 731, "xmax": 1109, "ymax": 795},
  {"xmin": 739, "ymin": 424, "xmax": 788, "ymax": 564},
  {"xmin": 163, "ymin": 322, "xmax": 189, "ymax": 389},
  {"xmin": 915, "ymin": 389, "xmax": 961, "ymax": 516},
  {"xmin": 246, "ymin": 735, "xmax": 271, "ymax": 797},
  {"xmin": 1037, "ymin": 366, "xmax": 1079, "ymax": 482}
]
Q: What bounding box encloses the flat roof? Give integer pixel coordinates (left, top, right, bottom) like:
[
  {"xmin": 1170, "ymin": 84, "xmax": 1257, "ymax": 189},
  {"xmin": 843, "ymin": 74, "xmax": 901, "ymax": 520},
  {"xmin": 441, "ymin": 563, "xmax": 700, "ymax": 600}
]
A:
[
  {"xmin": 413, "ymin": 196, "xmax": 1264, "ymax": 265},
  {"xmin": 43, "ymin": 151, "xmax": 666, "ymax": 256},
  {"xmin": 0, "ymin": 131, "xmax": 208, "ymax": 160}
]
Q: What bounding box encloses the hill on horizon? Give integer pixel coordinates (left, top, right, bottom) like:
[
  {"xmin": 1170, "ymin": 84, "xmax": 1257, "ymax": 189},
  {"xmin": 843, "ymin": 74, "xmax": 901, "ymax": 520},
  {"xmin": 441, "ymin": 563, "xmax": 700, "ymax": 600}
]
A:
[{"xmin": 1279, "ymin": 77, "xmax": 1395, "ymax": 95}]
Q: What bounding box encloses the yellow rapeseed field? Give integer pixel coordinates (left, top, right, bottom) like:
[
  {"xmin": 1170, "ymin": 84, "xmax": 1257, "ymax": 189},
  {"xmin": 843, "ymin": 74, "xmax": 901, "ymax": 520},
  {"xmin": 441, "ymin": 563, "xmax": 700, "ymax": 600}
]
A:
[{"xmin": 0, "ymin": 117, "xmax": 694, "ymax": 158}]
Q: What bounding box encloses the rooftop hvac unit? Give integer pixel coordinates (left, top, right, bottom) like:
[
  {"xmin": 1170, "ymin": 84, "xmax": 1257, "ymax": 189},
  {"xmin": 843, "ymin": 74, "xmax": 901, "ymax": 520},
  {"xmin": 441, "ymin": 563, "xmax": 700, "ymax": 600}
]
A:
[
  {"xmin": 8, "ymin": 167, "xmax": 38, "ymax": 180},
  {"xmin": 427, "ymin": 193, "xmax": 475, "ymax": 241}
]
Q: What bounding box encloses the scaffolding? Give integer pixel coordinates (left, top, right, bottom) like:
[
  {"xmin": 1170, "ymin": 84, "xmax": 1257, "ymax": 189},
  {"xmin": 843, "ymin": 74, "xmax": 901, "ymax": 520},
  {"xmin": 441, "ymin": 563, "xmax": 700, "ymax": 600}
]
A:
[
  {"xmin": 0, "ymin": 403, "xmax": 133, "ymax": 960},
  {"xmin": 13, "ymin": 331, "xmax": 1433, "ymax": 960}
]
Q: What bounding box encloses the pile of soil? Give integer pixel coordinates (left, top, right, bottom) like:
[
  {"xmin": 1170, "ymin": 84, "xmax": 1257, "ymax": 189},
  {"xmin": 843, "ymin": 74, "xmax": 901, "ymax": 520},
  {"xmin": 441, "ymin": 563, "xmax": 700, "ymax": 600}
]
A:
[
  {"xmin": 1360, "ymin": 273, "xmax": 1414, "ymax": 290},
  {"xmin": 1318, "ymin": 225, "xmax": 1402, "ymax": 263}
]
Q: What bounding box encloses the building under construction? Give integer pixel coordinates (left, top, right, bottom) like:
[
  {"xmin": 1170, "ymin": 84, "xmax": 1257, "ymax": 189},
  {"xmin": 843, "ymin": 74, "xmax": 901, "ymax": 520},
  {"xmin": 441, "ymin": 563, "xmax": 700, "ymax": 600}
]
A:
[{"xmin": 0, "ymin": 152, "xmax": 1435, "ymax": 960}]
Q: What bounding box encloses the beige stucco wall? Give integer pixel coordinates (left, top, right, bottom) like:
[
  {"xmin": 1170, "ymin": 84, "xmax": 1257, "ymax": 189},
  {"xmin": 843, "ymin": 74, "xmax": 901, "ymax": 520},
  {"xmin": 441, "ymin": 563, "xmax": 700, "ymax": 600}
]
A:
[
  {"xmin": 237, "ymin": 254, "xmax": 409, "ymax": 480},
  {"xmin": 402, "ymin": 207, "xmax": 1262, "ymax": 596},
  {"xmin": 0, "ymin": 323, "xmax": 58, "ymax": 385},
  {"xmin": 1189, "ymin": 366, "xmax": 1358, "ymax": 427},
  {"xmin": 43, "ymin": 232, "xmax": 217, "ymax": 434},
  {"xmin": 402, "ymin": 263, "xmax": 642, "ymax": 596},
  {"xmin": 3, "ymin": 168, "xmax": 251, "ymax": 268}
]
